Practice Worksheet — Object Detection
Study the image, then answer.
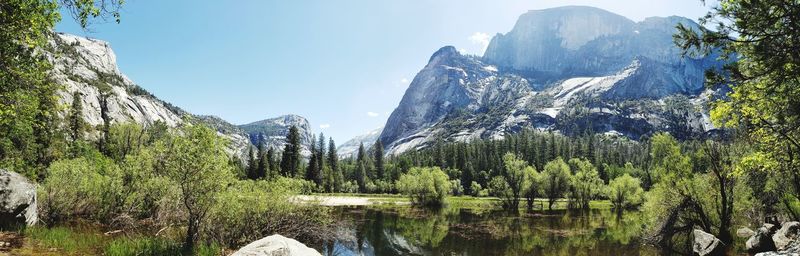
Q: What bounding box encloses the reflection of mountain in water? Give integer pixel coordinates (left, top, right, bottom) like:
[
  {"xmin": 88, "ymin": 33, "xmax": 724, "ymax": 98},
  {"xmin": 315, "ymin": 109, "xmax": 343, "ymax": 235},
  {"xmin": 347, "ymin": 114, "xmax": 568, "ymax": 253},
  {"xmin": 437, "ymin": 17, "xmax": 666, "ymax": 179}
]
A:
[{"xmin": 320, "ymin": 207, "xmax": 655, "ymax": 256}]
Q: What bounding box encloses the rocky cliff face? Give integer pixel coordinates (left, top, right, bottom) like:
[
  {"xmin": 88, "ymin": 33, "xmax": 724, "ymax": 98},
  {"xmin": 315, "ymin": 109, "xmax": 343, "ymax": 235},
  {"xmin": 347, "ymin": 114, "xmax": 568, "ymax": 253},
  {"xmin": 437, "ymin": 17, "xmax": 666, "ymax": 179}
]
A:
[
  {"xmin": 338, "ymin": 126, "xmax": 383, "ymax": 158},
  {"xmin": 50, "ymin": 33, "xmax": 184, "ymax": 128},
  {"xmin": 238, "ymin": 115, "xmax": 314, "ymax": 157},
  {"xmin": 49, "ymin": 33, "xmax": 250, "ymax": 160},
  {"xmin": 380, "ymin": 6, "xmax": 721, "ymax": 155}
]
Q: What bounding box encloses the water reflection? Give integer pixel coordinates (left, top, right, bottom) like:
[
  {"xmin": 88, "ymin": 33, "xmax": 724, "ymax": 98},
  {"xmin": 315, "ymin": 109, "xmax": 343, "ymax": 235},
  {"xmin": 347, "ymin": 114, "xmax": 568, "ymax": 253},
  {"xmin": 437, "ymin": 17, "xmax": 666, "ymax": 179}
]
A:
[{"xmin": 321, "ymin": 207, "xmax": 659, "ymax": 256}]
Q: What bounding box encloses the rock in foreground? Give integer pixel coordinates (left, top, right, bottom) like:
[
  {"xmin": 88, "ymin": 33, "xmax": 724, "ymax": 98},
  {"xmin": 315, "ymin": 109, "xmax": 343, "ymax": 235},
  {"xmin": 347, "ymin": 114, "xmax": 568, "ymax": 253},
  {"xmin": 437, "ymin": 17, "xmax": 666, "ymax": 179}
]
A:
[
  {"xmin": 0, "ymin": 170, "xmax": 38, "ymax": 228},
  {"xmin": 748, "ymin": 224, "xmax": 778, "ymax": 253},
  {"xmin": 774, "ymin": 222, "xmax": 800, "ymax": 251},
  {"xmin": 231, "ymin": 234, "xmax": 321, "ymax": 256},
  {"xmin": 693, "ymin": 229, "xmax": 724, "ymax": 256}
]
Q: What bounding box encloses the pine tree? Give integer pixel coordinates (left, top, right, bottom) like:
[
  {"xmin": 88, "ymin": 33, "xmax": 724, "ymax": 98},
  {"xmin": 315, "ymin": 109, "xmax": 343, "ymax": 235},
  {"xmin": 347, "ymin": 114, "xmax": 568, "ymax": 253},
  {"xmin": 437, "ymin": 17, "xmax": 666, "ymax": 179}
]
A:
[
  {"xmin": 356, "ymin": 143, "xmax": 368, "ymax": 192},
  {"xmin": 280, "ymin": 126, "xmax": 302, "ymax": 177},
  {"xmin": 68, "ymin": 91, "xmax": 85, "ymax": 141},
  {"xmin": 266, "ymin": 147, "xmax": 276, "ymax": 179},
  {"xmin": 327, "ymin": 138, "xmax": 341, "ymax": 192},
  {"xmin": 314, "ymin": 133, "xmax": 326, "ymax": 186},
  {"xmin": 247, "ymin": 146, "xmax": 257, "ymax": 180},
  {"xmin": 373, "ymin": 140, "xmax": 384, "ymax": 180},
  {"xmin": 256, "ymin": 141, "xmax": 268, "ymax": 179},
  {"xmin": 307, "ymin": 135, "xmax": 318, "ymax": 182}
]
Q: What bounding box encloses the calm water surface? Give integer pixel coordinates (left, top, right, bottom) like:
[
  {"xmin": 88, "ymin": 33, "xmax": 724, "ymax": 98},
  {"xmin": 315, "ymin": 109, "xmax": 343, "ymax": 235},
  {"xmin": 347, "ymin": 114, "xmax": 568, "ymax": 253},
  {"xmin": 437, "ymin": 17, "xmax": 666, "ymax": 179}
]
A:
[{"xmin": 320, "ymin": 206, "xmax": 659, "ymax": 256}]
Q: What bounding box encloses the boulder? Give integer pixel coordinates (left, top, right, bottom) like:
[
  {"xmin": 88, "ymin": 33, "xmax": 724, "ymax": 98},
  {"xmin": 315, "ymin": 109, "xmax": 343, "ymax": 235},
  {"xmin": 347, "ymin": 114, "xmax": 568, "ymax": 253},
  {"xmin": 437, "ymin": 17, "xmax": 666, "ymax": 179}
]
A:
[
  {"xmin": 693, "ymin": 229, "xmax": 725, "ymax": 256},
  {"xmin": 748, "ymin": 225, "xmax": 778, "ymax": 253},
  {"xmin": 774, "ymin": 222, "xmax": 800, "ymax": 251},
  {"xmin": 738, "ymin": 227, "xmax": 757, "ymax": 238},
  {"xmin": 231, "ymin": 234, "xmax": 321, "ymax": 256},
  {"xmin": 0, "ymin": 170, "xmax": 37, "ymax": 228},
  {"xmin": 755, "ymin": 240, "xmax": 800, "ymax": 256}
]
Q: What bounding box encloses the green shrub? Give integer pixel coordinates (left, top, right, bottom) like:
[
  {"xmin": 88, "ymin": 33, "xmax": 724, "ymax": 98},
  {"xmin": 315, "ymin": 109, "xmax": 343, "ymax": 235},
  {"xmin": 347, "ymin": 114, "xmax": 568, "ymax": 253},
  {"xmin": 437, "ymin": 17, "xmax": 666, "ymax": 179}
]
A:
[
  {"xmin": 203, "ymin": 179, "xmax": 334, "ymax": 248},
  {"xmin": 397, "ymin": 167, "xmax": 451, "ymax": 207},
  {"xmin": 608, "ymin": 174, "xmax": 644, "ymax": 210},
  {"xmin": 469, "ymin": 181, "xmax": 483, "ymax": 197},
  {"xmin": 39, "ymin": 155, "xmax": 123, "ymax": 223}
]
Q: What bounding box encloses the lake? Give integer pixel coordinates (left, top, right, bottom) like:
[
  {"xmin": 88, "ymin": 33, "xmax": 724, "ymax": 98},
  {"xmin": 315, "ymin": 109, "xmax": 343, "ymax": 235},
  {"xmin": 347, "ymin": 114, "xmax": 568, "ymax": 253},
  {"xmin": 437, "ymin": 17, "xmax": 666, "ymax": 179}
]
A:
[{"xmin": 319, "ymin": 206, "xmax": 660, "ymax": 256}]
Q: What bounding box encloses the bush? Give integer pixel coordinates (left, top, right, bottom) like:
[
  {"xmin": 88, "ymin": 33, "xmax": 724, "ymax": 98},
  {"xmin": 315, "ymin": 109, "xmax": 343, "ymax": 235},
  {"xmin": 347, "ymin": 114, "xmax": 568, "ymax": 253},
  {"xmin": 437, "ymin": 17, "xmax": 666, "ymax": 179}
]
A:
[
  {"xmin": 469, "ymin": 181, "xmax": 483, "ymax": 197},
  {"xmin": 397, "ymin": 167, "xmax": 451, "ymax": 207},
  {"xmin": 340, "ymin": 181, "xmax": 359, "ymax": 193},
  {"xmin": 203, "ymin": 179, "xmax": 334, "ymax": 248},
  {"xmin": 450, "ymin": 179, "xmax": 463, "ymax": 196},
  {"xmin": 270, "ymin": 176, "xmax": 316, "ymax": 195},
  {"xmin": 39, "ymin": 155, "xmax": 123, "ymax": 224},
  {"xmin": 608, "ymin": 174, "xmax": 644, "ymax": 210}
]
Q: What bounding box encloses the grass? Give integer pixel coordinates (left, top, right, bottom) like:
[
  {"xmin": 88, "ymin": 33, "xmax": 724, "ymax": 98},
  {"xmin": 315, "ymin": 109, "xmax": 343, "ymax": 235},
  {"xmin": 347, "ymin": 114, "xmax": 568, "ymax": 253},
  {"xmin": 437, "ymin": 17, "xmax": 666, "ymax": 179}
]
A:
[
  {"xmin": 13, "ymin": 226, "xmax": 222, "ymax": 256},
  {"xmin": 22, "ymin": 226, "xmax": 104, "ymax": 255}
]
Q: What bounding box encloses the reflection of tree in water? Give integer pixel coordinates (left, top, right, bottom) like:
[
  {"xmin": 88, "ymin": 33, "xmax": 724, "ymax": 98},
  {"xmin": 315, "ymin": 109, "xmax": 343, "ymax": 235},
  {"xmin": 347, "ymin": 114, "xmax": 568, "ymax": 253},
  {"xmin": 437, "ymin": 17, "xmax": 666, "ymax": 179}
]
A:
[{"xmin": 329, "ymin": 207, "xmax": 653, "ymax": 256}]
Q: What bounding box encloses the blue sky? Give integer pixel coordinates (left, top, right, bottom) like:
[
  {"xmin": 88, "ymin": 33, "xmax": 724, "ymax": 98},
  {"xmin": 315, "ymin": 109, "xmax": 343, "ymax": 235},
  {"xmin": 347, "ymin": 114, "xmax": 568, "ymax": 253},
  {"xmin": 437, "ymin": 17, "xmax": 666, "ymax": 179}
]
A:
[{"xmin": 56, "ymin": 0, "xmax": 715, "ymax": 143}]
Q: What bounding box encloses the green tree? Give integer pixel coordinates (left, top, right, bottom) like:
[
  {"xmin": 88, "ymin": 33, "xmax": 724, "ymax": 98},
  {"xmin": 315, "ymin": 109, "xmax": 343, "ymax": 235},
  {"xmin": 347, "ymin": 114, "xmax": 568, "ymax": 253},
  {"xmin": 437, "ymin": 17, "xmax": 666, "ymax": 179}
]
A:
[
  {"xmin": 280, "ymin": 126, "xmax": 301, "ymax": 177},
  {"xmin": 266, "ymin": 147, "xmax": 277, "ymax": 179},
  {"xmin": 523, "ymin": 167, "xmax": 542, "ymax": 210},
  {"xmin": 397, "ymin": 167, "xmax": 451, "ymax": 207},
  {"xmin": 67, "ymin": 91, "xmax": 85, "ymax": 142},
  {"xmin": 355, "ymin": 143, "xmax": 368, "ymax": 192},
  {"xmin": 306, "ymin": 134, "xmax": 318, "ymax": 183},
  {"xmin": 542, "ymin": 158, "xmax": 571, "ymax": 210},
  {"xmin": 607, "ymin": 174, "xmax": 644, "ymax": 210},
  {"xmin": 373, "ymin": 140, "xmax": 385, "ymax": 180},
  {"xmin": 327, "ymin": 138, "xmax": 342, "ymax": 192},
  {"xmin": 315, "ymin": 133, "xmax": 326, "ymax": 186},
  {"xmin": 157, "ymin": 124, "xmax": 234, "ymax": 253},
  {"xmin": 490, "ymin": 153, "xmax": 533, "ymax": 210},
  {"xmin": 246, "ymin": 146, "xmax": 257, "ymax": 180},
  {"xmin": 256, "ymin": 141, "xmax": 268, "ymax": 179},
  {"xmin": 675, "ymin": 0, "xmax": 800, "ymax": 209},
  {"xmin": 568, "ymin": 158, "xmax": 604, "ymax": 209},
  {"xmin": 0, "ymin": 0, "xmax": 122, "ymax": 180}
]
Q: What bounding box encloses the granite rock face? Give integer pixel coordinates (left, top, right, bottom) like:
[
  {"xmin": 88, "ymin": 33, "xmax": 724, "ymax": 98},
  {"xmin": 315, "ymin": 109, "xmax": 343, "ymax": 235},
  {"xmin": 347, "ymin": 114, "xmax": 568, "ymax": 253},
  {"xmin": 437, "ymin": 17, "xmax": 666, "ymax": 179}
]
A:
[{"xmin": 379, "ymin": 6, "xmax": 721, "ymax": 155}]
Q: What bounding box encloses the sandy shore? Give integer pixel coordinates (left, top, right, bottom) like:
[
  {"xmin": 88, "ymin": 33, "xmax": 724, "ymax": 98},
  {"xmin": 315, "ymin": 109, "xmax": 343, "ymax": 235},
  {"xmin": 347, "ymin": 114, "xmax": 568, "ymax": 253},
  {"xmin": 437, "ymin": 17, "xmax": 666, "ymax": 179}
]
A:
[{"xmin": 293, "ymin": 195, "xmax": 407, "ymax": 206}]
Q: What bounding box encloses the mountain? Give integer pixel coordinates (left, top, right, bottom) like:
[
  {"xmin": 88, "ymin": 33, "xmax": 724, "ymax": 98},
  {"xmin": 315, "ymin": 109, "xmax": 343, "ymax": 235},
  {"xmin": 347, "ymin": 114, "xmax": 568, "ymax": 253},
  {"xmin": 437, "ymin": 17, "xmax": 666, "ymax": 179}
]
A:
[
  {"xmin": 338, "ymin": 126, "xmax": 383, "ymax": 159},
  {"xmin": 380, "ymin": 6, "xmax": 721, "ymax": 155},
  {"xmin": 49, "ymin": 33, "xmax": 308, "ymax": 160},
  {"xmin": 238, "ymin": 115, "xmax": 314, "ymax": 157}
]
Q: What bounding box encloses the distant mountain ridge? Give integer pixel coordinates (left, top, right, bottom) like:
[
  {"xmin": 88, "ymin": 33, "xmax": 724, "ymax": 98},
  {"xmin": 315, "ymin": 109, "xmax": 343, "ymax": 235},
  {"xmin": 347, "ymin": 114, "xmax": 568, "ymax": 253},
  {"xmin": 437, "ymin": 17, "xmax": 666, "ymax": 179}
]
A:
[
  {"xmin": 379, "ymin": 6, "xmax": 722, "ymax": 155},
  {"xmin": 238, "ymin": 115, "xmax": 314, "ymax": 157},
  {"xmin": 337, "ymin": 126, "xmax": 383, "ymax": 159}
]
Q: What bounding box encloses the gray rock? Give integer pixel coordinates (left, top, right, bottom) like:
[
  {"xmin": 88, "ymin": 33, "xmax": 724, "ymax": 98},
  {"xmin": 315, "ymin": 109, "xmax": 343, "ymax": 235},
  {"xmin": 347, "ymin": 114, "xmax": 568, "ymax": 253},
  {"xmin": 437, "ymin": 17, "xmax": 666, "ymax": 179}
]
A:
[
  {"xmin": 749, "ymin": 225, "xmax": 778, "ymax": 253},
  {"xmin": 231, "ymin": 234, "xmax": 321, "ymax": 256},
  {"xmin": 774, "ymin": 222, "xmax": 800, "ymax": 251},
  {"xmin": 0, "ymin": 170, "xmax": 38, "ymax": 228},
  {"xmin": 739, "ymin": 227, "xmax": 757, "ymax": 238},
  {"xmin": 693, "ymin": 229, "xmax": 724, "ymax": 256},
  {"xmin": 755, "ymin": 240, "xmax": 800, "ymax": 256}
]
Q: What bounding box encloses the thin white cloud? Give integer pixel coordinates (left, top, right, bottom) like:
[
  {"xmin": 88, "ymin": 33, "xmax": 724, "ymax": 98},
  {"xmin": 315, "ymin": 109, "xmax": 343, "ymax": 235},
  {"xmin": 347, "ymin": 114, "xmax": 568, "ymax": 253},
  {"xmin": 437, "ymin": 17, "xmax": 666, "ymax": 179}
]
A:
[
  {"xmin": 469, "ymin": 32, "xmax": 491, "ymax": 54},
  {"xmin": 367, "ymin": 111, "xmax": 379, "ymax": 117},
  {"xmin": 319, "ymin": 124, "xmax": 330, "ymax": 129},
  {"xmin": 400, "ymin": 78, "xmax": 409, "ymax": 83}
]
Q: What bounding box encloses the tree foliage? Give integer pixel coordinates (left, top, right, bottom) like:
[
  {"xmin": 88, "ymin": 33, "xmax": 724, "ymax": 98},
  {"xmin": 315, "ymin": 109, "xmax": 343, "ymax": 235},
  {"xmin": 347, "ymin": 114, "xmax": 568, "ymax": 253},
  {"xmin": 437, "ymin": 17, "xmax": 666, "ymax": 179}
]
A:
[{"xmin": 397, "ymin": 167, "xmax": 451, "ymax": 207}]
